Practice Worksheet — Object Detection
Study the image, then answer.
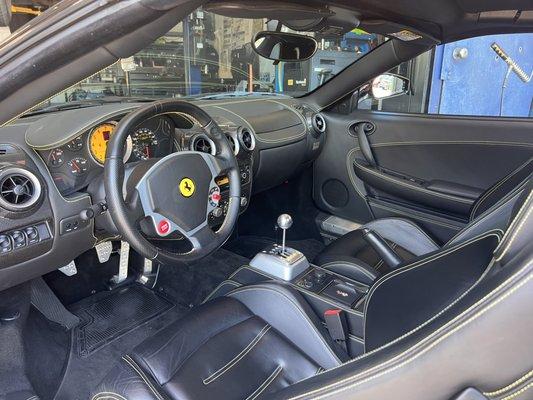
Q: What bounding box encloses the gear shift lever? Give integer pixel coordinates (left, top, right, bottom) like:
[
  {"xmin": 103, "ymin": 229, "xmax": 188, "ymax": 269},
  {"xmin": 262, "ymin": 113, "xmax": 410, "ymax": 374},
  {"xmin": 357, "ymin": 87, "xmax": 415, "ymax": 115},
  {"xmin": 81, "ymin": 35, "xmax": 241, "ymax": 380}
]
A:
[
  {"xmin": 277, "ymin": 214, "xmax": 293, "ymax": 254},
  {"xmin": 249, "ymin": 213, "xmax": 308, "ymax": 280}
]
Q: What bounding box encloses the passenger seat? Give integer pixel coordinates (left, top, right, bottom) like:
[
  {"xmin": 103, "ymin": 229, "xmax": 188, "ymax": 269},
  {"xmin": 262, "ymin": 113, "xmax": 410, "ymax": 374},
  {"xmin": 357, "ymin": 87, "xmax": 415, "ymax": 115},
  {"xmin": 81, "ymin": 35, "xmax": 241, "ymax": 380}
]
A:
[{"xmin": 313, "ymin": 158, "xmax": 532, "ymax": 284}]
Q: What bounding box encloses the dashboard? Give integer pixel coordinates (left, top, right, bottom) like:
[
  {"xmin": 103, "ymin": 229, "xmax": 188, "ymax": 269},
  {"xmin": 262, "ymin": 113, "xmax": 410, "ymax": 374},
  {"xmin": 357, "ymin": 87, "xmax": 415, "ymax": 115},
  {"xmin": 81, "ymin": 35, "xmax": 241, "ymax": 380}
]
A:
[
  {"xmin": 40, "ymin": 116, "xmax": 174, "ymax": 195},
  {"xmin": 0, "ymin": 97, "xmax": 326, "ymax": 292}
]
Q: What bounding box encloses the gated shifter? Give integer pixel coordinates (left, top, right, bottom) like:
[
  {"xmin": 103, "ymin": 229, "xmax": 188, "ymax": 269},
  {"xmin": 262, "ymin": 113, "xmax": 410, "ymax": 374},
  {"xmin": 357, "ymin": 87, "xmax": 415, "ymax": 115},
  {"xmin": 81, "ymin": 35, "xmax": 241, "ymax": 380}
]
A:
[
  {"xmin": 249, "ymin": 214, "xmax": 310, "ymax": 280},
  {"xmin": 277, "ymin": 213, "xmax": 293, "ymax": 254}
]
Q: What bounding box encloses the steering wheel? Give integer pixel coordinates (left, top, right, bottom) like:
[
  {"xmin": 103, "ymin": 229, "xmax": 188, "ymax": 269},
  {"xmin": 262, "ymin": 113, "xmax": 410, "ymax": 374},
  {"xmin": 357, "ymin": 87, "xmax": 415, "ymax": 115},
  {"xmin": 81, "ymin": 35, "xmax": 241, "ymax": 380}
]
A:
[{"xmin": 104, "ymin": 100, "xmax": 241, "ymax": 264}]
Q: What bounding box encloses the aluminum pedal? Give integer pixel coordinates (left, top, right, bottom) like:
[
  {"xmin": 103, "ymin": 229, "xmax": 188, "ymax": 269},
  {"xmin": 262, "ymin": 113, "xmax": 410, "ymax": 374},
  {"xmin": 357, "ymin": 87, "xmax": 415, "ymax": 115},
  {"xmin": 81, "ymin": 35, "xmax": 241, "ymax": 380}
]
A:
[
  {"xmin": 111, "ymin": 241, "xmax": 130, "ymax": 284},
  {"xmin": 59, "ymin": 260, "xmax": 77, "ymax": 276},
  {"xmin": 95, "ymin": 241, "xmax": 113, "ymax": 263}
]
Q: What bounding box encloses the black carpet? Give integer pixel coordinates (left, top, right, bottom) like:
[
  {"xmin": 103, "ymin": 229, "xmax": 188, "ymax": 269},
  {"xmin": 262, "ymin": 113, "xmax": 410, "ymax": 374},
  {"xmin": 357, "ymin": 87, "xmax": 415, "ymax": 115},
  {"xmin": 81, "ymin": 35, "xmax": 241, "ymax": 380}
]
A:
[
  {"xmin": 70, "ymin": 285, "xmax": 174, "ymax": 357},
  {"xmin": 155, "ymin": 247, "xmax": 250, "ymax": 308}
]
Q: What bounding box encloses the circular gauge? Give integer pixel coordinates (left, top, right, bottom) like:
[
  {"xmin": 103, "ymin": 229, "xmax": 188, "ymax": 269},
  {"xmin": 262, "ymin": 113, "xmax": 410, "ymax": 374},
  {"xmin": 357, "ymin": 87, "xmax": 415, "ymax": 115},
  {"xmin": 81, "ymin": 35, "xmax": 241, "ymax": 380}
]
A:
[
  {"xmin": 132, "ymin": 128, "xmax": 158, "ymax": 160},
  {"xmin": 66, "ymin": 136, "xmax": 84, "ymax": 151},
  {"xmin": 88, "ymin": 122, "xmax": 132, "ymax": 165},
  {"xmin": 68, "ymin": 157, "xmax": 88, "ymax": 176},
  {"xmin": 89, "ymin": 122, "xmax": 117, "ymax": 164},
  {"xmin": 48, "ymin": 148, "xmax": 64, "ymax": 167}
]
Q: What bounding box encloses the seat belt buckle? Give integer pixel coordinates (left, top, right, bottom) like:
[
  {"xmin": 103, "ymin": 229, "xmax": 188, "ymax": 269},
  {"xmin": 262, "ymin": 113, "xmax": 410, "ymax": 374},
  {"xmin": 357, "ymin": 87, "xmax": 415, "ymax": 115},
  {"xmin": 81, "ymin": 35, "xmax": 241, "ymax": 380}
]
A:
[{"xmin": 324, "ymin": 309, "xmax": 348, "ymax": 352}]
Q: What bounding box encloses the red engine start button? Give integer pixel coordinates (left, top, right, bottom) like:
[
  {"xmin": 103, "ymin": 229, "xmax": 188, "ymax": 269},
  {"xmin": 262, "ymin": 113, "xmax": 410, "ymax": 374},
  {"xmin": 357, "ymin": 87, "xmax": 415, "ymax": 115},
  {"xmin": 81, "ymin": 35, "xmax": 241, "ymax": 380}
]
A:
[
  {"xmin": 158, "ymin": 219, "xmax": 170, "ymax": 235},
  {"xmin": 211, "ymin": 192, "xmax": 221, "ymax": 202}
]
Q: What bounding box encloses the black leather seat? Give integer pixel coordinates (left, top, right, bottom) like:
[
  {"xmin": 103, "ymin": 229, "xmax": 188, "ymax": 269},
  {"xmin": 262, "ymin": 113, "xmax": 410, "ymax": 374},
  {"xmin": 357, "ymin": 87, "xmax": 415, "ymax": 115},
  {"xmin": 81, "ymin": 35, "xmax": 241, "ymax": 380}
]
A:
[
  {"xmin": 313, "ymin": 158, "xmax": 532, "ymax": 284},
  {"xmin": 92, "ymin": 283, "xmax": 349, "ymax": 400},
  {"xmin": 93, "ymin": 182, "xmax": 532, "ymax": 400},
  {"xmin": 0, "ymin": 390, "xmax": 39, "ymax": 400}
]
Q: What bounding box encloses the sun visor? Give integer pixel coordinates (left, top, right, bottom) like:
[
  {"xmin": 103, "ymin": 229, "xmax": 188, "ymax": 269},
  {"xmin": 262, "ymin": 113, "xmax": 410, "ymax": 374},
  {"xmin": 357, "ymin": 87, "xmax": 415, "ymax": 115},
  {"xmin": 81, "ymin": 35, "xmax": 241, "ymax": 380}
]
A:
[{"xmin": 360, "ymin": 20, "xmax": 439, "ymax": 45}]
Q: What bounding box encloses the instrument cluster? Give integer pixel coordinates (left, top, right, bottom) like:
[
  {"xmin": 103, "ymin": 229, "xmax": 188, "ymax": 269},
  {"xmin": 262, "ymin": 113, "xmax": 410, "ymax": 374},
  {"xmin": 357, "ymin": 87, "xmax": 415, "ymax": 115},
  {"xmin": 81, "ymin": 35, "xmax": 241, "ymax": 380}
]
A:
[{"xmin": 41, "ymin": 116, "xmax": 174, "ymax": 195}]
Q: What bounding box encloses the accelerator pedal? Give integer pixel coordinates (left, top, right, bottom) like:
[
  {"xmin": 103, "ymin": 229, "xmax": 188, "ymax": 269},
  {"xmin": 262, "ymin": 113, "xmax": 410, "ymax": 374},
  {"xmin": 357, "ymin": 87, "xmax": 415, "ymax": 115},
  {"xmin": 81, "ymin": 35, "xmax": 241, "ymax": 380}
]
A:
[
  {"xmin": 110, "ymin": 241, "xmax": 130, "ymax": 286},
  {"xmin": 95, "ymin": 241, "xmax": 113, "ymax": 263}
]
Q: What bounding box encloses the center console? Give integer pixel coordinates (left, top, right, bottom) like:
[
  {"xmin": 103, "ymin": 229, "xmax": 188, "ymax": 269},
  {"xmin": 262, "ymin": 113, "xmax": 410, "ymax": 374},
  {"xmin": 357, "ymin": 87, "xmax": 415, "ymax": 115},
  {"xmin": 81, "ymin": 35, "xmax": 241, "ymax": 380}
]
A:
[
  {"xmin": 295, "ymin": 268, "xmax": 368, "ymax": 309},
  {"xmin": 206, "ymin": 214, "xmax": 370, "ymax": 357}
]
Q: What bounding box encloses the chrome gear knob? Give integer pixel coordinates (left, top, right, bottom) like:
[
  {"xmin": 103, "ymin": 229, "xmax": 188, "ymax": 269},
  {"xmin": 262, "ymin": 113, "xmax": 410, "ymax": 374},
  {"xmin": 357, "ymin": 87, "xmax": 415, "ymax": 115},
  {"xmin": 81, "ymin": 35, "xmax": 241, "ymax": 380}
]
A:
[{"xmin": 277, "ymin": 214, "xmax": 293, "ymax": 230}]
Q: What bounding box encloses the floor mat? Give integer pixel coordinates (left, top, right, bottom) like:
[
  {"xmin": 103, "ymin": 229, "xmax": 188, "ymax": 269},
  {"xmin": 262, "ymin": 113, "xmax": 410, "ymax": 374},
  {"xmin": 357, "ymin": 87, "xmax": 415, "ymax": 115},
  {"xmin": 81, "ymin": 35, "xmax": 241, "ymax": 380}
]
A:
[
  {"xmin": 70, "ymin": 285, "xmax": 173, "ymax": 357},
  {"xmin": 225, "ymin": 236, "xmax": 325, "ymax": 262}
]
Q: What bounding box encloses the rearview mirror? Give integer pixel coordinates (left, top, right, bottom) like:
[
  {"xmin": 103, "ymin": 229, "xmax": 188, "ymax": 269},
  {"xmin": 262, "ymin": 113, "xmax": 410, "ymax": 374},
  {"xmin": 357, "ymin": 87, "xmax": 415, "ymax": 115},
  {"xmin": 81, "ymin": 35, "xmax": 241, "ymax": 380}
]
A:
[
  {"xmin": 371, "ymin": 73, "xmax": 410, "ymax": 100},
  {"xmin": 251, "ymin": 31, "xmax": 318, "ymax": 62}
]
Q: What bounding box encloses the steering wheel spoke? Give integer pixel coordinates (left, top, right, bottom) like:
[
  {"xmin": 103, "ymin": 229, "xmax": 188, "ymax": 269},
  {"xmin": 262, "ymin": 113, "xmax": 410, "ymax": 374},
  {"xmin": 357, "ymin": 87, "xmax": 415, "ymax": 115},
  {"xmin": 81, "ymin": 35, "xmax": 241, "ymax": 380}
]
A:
[
  {"xmin": 212, "ymin": 154, "xmax": 233, "ymax": 174},
  {"xmin": 188, "ymin": 224, "xmax": 218, "ymax": 253},
  {"xmin": 125, "ymin": 189, "xmax": 146, "ymax": 224}
]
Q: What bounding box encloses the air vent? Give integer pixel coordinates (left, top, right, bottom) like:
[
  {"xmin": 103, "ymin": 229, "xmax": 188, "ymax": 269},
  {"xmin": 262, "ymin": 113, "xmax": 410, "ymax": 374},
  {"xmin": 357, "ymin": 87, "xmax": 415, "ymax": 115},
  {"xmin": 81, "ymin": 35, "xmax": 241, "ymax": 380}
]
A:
[
  {"xmin": 225, "ymin": 133, "xmax": 240, "ymax": 156},
  {"xmin": 0, "ymin": 144, "xmax": 18, "ymax": 156},
  {"xmin": 191, "ymin": 135, "xmax": 215, "ymax": 155},
  {"xmin": 0, "ymin": 167, "xmax": 42, "ymax": 211},
  {"xmin": 312, "ymin": 113, "xmax": 326, "ymax": 135},
  {"xmin": 238, "ymin": 128, "xmax": 256, "ymax": 151}
]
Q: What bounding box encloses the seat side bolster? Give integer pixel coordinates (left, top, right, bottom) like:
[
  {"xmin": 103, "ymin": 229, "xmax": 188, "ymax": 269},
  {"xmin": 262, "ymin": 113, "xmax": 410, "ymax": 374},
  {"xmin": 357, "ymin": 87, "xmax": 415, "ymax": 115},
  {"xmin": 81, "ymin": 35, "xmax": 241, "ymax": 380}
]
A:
[
  {"xmin": 228, "ymin": 282, "xmax": 350, "ymax": 369},
  {"xmin": 364, "ymin": 218, "xmax": 440, "ymax": 256},
  {"xmin": 91, "ymin": 356, "xmax": 162, "ymax": 400},
  {"xmin": 319, "ymin": 255, "xmax": 378, "ymax": 285}
]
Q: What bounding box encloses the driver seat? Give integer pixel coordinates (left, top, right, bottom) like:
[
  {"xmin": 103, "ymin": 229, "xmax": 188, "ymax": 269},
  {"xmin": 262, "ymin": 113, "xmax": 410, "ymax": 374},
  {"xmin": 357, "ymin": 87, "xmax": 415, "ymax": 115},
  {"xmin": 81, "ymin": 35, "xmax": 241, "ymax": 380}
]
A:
[{"xmin": 92, "ymin": 283, "xmax": 349, "ymax": 400}]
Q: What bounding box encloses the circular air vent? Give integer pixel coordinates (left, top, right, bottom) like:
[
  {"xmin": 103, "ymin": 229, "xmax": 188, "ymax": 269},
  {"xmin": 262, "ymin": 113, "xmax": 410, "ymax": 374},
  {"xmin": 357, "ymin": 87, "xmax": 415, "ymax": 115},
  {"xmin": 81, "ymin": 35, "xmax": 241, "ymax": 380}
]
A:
[
  {"xmin": 0, "ymin": 167, "xmax": 42, "ymax": 211},
  {"xmin": 191, "ymin": 135, "xmax": 216, "ymax": 155},
  {"xmin": 225, "ymin": 133, "xmax": 240, "ymax": 156},
  {"xmin": 238, "ymin": 127, "xmax": 256, "ymax": 151},
  {"xmin": 312, "ymin": 113, "xmax": 326, "ymax": 135}
]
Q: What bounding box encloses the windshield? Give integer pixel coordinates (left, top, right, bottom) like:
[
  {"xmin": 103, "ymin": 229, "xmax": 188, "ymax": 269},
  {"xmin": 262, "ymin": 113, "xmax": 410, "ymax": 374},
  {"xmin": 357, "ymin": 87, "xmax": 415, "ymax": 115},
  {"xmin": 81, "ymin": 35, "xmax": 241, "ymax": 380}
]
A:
[{"xmin": 28, "ymin": 8, "xmax": 384, "ymax": 112}]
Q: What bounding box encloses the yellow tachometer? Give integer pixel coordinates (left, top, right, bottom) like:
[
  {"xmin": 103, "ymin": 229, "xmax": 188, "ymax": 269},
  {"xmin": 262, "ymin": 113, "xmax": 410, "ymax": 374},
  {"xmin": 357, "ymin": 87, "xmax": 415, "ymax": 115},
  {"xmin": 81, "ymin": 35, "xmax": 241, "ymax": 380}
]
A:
[{"xmin": 89, "ymin": 122, "xmax": 117, "ymax": 164}]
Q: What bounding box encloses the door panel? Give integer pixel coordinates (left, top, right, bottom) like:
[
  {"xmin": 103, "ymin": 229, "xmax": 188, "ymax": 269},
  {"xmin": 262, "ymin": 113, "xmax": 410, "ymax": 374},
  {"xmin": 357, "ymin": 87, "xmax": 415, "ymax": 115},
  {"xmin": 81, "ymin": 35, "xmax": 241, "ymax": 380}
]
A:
[{"xmin": 313, "ymin": 109, "xmax": 533, "ymax": 243}]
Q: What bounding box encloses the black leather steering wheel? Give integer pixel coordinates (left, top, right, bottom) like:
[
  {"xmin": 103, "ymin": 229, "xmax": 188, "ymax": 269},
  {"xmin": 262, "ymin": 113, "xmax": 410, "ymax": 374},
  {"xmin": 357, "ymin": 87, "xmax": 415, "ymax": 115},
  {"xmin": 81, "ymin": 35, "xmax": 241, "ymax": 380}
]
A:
[{"xmin": 104, "ymin": 100, "xmax": 241, "ymax": 264}]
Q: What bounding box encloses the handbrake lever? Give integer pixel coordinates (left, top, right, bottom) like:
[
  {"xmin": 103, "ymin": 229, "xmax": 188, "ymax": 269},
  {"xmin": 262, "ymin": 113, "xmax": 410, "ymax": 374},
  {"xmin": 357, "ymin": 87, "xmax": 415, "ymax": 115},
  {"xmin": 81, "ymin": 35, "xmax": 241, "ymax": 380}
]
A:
[{"xmin": 362, "ymin": 228, "xmax": 402, "ymax": 269}]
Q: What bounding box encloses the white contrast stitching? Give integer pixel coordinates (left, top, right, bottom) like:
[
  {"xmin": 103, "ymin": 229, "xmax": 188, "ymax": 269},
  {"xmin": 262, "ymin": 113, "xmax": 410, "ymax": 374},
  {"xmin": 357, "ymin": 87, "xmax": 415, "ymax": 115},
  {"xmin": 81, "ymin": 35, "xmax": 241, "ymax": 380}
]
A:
[
  {"xmin": 234, "ymin": 266, "xmax": 365, "ymax": 316},
  {"xmin": 355, "ymin": 161, "xmax": 473, "ymax": 203},
  {"xmin": 321, "ymin": 261, "xmax": 376, "ymax": 280},
  {"xmin": 365, "ymin": 217, "xmax": 440, "ymax": 248},
  {"xmin": 470, "ymin": 157, "xmax": 532, "ymax": 219},
  {"xmin": 499, "ymin": 382, "xmax": 533, "ymax": 400},
  {"xmin": 369, "ymin": 202, "xmax": 464, "ymax": 230},
  {"xmin": 122, "ymin": 355, "xmax": 165, "ymax": 400},
  {"xmin": 203, "ymin": 325, "xmax": 271, "ymax": 385},
  {"xmin": 494, "ymin": 189, "xmax": 533, "ymax": 261},
  {"xmin": 228, "ymin": 285, "xmax": 343, "ymax": 364},
  {"xmin": 483, "ymin": 370, "xmax": 533, "ymax": 396},
  {"xmin": 203, "ymin": 280, "xmax": 241, "ymax": 303},
  {"xmin": 91, "ymin": 392, "xmax": 128, "ymax": 400},
  {"xmin": 447, "ymin": 182, "xmax": 526, "ymax": 245},
  {"xmin": 363, "ymin": 231, "xmax": 502, "ymax": 345},
  {"xmin": 287, "ymin": 259, "xmax": 533, "ymax": 399},
  {"xmin": 246, "ymin": 365, "xmax": 283, "ymax": 400}
]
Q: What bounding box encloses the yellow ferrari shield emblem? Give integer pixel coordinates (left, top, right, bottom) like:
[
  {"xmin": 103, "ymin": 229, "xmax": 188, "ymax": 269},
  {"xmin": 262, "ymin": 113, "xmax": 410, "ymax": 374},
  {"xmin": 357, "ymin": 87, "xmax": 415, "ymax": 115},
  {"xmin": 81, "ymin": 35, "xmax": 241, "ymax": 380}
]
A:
[{"xmin": 179, "ymin": 178, "xmax": 195, "ymax": 197}]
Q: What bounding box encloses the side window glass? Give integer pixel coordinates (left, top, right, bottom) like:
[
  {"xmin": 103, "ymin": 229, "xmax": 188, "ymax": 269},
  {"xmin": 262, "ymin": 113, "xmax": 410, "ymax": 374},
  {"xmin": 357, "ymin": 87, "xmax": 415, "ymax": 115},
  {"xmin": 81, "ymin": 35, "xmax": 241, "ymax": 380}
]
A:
[{"xmin": 363, "ymin": 33, "xmax": 532, "ymax": 118}]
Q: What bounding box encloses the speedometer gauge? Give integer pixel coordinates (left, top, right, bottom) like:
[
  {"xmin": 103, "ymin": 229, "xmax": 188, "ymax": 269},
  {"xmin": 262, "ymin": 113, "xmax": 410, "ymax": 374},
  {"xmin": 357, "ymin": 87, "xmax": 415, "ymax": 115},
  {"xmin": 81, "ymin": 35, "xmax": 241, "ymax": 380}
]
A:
[
  {"xmin": 132, "ymin": 128, "xmax": 158, "ymax": 160},
  {"xmin": 88, "ymin": 122, "xmax": 132, "ymax": 165}
]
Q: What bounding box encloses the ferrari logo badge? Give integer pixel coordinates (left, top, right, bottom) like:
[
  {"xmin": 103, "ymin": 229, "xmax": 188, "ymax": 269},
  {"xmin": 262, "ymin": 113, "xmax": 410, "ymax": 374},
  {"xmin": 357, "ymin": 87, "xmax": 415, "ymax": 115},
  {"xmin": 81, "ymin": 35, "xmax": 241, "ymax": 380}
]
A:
[{"xmin": 179, "ymin": 178, "xmax": 195, "ymax": 197}]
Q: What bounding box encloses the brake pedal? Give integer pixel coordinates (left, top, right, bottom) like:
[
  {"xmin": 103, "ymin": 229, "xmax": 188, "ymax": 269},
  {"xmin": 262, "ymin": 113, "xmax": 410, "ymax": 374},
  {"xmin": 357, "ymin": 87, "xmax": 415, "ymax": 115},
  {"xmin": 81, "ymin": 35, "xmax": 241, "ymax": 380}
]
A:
[{"xmin": 95, "ymin": 241, "xmax": 113, "ymax": 263}]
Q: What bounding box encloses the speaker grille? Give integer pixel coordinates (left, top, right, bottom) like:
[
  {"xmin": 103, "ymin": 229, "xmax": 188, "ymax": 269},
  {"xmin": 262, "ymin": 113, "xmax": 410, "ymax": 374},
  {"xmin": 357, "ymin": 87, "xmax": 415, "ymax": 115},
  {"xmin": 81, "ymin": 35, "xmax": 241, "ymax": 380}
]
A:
[{"xmin": 322, "ymin": 179, "xmax": 349, "ymax": 208}]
